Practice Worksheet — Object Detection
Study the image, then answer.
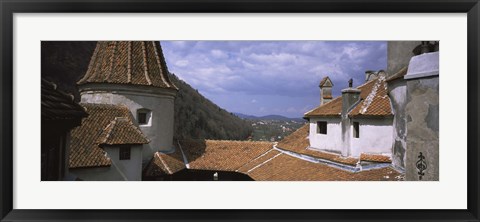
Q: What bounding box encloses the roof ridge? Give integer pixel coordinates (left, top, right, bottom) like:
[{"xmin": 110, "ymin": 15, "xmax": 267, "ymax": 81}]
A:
[
  {"xmin": 104, "ymin": 41, "xmax": 117, "ymax": 82},
  {"xmin": 152, "ymin": 41, "xmax": 172, "ymax": 88},
  {"xmin": 141, "ymin": 41, "xmax": 152, "ymax": 85},
  {"xmin": 205, "ymin": 139, "xmax": 273, "ymax": 144},
  {"xmin": 127, "ymin": 41, "xmax": 132, "ymax": 83}
]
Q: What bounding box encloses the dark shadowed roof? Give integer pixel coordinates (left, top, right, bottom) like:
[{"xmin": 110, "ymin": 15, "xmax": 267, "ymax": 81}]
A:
[
  {"xmin": 69, "ymin": 103, "xmax": 145, "ymax": 168},
  {"xmin": 97, "ymin": 117, "xmax": 149, "ymax": 145},
  {"xmin": 77, "ymin": 41, "xmax": 177, "ymax": 90},
  {"xmin": 41, "ymin": 79, "xmax": 87, "ymax": 121},
  {"xmin": 143, "ymin": 152, "xmax": 186, "ymax": 177}
]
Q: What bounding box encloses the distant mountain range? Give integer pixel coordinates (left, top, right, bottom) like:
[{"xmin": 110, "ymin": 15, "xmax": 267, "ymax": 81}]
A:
[{"xmin": 233, "ymin": 113, "xmax": 306, "ymax": 122}]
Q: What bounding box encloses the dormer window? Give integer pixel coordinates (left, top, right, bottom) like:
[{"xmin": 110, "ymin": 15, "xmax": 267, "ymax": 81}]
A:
[{"xmin": 137, "ymin": 108, "xmax": 152, "ymax": 126}]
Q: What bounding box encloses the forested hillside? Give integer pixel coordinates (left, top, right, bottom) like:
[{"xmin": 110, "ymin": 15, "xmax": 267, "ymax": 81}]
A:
[{"xmin": 41, "ymin": 41, "xmax": 252, "ymax": 141}]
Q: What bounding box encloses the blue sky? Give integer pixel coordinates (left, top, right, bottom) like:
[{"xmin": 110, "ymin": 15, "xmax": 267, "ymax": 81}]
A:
[{"xmin": 162, "ymin": 41, "xmax": 387, "ymax": 118}]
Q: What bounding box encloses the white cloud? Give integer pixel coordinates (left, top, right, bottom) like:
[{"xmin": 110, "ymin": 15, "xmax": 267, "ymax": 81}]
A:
[
  {"xmin": 211, "ymin": 49, "xmax": 228, "ymax": 59},
  {"xmin": 174, "ymin": 60, "xmax": 189, "ymax": 67}
]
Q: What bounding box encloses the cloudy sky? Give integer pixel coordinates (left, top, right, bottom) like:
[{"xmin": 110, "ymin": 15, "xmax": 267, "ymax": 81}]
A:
[{"xmin": 162, "ymin": 41, "xmax": 387, "ymax": 118}]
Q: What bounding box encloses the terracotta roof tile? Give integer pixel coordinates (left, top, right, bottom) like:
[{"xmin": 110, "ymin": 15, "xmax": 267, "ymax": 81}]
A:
[
  {"xmin": 41, "ymin": 79, "xmax": 87, "ymax": 120},
  {"xmin": 77, "ymin": 41, "xmax": 177, "ymax": 90},
  {"xmin": 97, "ymin": 117, "xmax": 149, "ymax": 145},
  {"xmin": 247, "ymin": 154, "xmax": 402, "ymax": 181},
  {"xmin": 69, "ymin": 104, "xmax": 136, "ymax": 168},
  {"xmin": 305, "ymin": 75, "xmax": 393, "ymax": 118},
  {"xmin": 178, "ymin": 139, "xmax": 274, "ymax": 171},
  {"xmin": 143, "ymin": 152, "xmax": 186, "ymax": 177},
  {"xmin": 236, "ymin": 149, "xmax": 281, "ymax": 173},
  {"xmin": 304, "ymin": 97, "xmax": 342, "ymax": 117},
  {"xmin": 348, "ymin": 75, "xmax": 393, "ymax": 117},
  {"xmin": 360, "ymin": 153, "xmax": 392, "ymax": 163}
]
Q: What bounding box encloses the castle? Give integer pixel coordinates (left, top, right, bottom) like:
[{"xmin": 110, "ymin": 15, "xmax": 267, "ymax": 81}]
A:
[{"xmin": 41, "ymin": 41, "xmax": 438, "ymax": 181}]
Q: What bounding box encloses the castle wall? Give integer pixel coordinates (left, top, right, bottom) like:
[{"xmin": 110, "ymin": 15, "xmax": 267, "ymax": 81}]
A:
[
  {"xmin": 388, "ymin": 79, "xmax": 407, "ymax": 171},
  {"xmin": 79, "ymin": 83, "xmax": 176, "ymax": 164}
]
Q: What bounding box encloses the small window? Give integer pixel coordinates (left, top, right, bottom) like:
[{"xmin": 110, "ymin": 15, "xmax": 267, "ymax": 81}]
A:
[
  {"xmin": 317, "ymin": 121, "xmax": 327, "ymax": 134},
  {"xmin": 137, "ymin": 108, "xmax": 151, "ymax": 126},
  {"xmin": 353, "ymin": 122, "xmax": 360, "ymax": 138},
  {"xmin": 119, "ymin": 146, "xmax": 131, "ymax": 160}
]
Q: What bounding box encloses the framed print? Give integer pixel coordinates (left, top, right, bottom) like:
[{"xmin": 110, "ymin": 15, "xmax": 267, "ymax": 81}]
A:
[{"xmin": 1, "ymin": 0, "xmax": 479, "ymax": 221}]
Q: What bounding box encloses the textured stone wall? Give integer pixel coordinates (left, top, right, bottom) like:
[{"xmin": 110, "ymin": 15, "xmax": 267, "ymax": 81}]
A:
[
  {"xmin": 388, "ymin": 80, "xmax": 407, "ymax": 171},
  {"xmin": 387, "ymin": 41, "xmax": 421, "ymax": 75},
  {"xmin": 405, "ymin": 76, "xmax": 439, "ymax": 181}
]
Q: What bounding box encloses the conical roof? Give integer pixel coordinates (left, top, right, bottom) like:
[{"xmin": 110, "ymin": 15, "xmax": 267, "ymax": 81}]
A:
[{"xmin": 77, "ymin": 41, "xmax": 177, "ymax": 90}]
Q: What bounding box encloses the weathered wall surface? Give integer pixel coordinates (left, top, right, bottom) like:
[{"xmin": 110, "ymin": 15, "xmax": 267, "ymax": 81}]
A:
[
  {"xmin": 387, "ymin": 41, "xmax": 421, "ymax": 75},
  {"xmin": 405, "ymin": 76, "xmax": 439, "ymax": 181},
  {"xmin": 350, "ymin": 118, "xmax": 394, "ymax": 157},
  {"xmin": 388, "ymin": 80, "xmax": 407, "ymax": 171},
  {"xmin": 309, "ymin": 118, "xmax": 342, "ymax": 153},
  {"xmin": 80, "ymin": 84, "xmax": 176, "ymax": 164}
]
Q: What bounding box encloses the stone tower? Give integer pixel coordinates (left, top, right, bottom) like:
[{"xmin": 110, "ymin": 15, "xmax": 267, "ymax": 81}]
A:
[
  {"xmin": 77, "ymin": 41, "xmax": 178, "ymax": 164},
  {"xmin": 319, "ymin": 76, "xmax": 333, "ymax": 105}
]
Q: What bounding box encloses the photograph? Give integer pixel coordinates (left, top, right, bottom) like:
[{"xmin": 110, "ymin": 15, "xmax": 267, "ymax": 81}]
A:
[{"xmin": 41, "ymin": 40, "xmax": 439, "ymax": 181}]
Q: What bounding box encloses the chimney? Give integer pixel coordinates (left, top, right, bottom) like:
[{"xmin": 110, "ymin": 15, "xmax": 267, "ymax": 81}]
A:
[
  {"xmin": 341, "ymin": 78, "xmax": 361, "ymax": 117},
  {"xmin": 365, "ymin": 70, "xmax": 378, "ymax": 82},
  {"xmin": 340, "ymin": 78, "xmax": 361, "ymax": 157},
  {"xmin": 319, "ymin": 76, "xmax": 333, "ymax": 105}
]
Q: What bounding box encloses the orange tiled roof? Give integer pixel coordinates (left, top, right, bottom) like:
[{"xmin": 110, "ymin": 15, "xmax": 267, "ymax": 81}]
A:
[
  {"xmin": 305, "ymin": 76, "xmax": 393, "ymax": 118},
  {"xmin": 77, "ymin": 41, "xmax": 177, "ymax": 90},
  {"xmin": 143, "ymin": 152, "xmax": 186, "ymax": 177},
  {"xmin": 97, "ymin": 117, "xmax": 149, "ymax": 145},
  {"xmin": 236, "ymin": 149, "xmax": 281, "ymax": 173},
  {"xmin": 304, "ymin": 97, "xmax": 343, "ymax": 117},
  {"xmin": 348, "ymin": 75, "xmax": 393, "ymax": 117},
  {"xmin": 178, "ymin": 139, "xmax": 274, "ymax": 171},
  {"xmin": 247, "ymin": 153, "xmax": 402, "ymax": 181},
  {"xmin": 360, "ymin": 153, "xmax": 392, "ymax": 163},
  {"xmin": 69, "ymin": 103, "xmax": 138, "ymax": 168}
]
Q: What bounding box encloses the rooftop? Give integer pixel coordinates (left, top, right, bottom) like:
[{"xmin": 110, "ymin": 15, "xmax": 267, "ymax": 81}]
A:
[
  {"xmin": 69, "ymin": 103, "xmax": 147, "ymax": 168},
  {"xmin": 41, "ymin": 79, "xmax": 87, "ymax": 121},
  {"xmin": 305, "ymin": 75, "xmax": 393, "ymax": 118},
  {"xmin": 77, "ymin": 41, "xmax": 177, "ymax": 90}
]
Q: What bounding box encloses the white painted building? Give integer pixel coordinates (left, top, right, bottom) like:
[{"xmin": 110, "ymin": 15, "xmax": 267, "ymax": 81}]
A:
[
  {"xmin": 68, "ymin": 41, "xmax": 178, "ymax": 181},
  {"xmin": 305, "ymin": 72, "xmax": 394, "ymax": 158},
  {"xmin": 77, "ymin": 41, "xmax": 178, "ymax": 164}
]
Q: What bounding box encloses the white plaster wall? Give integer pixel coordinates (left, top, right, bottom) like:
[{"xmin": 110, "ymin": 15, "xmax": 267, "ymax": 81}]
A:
[
  {"xmin": 69, "ymin": 145, "xmax": 143, "ymax": 181},
  {"xmin": 309, "ymin": 117, "xmax": 342, "ymax": 153},
  {"xmin": 350, "ymin": 118, "xmax": 393, "ymax": 157},
  {"xmin": 104, "ymin": 145, "xmax": 143, "ymax": 181},
  {"xmin": 80, "ymin": 87, "xmax": 175, "ymax": 164}
]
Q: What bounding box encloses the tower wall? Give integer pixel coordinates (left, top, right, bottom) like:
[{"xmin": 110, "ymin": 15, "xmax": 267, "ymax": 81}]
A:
[{"xmin": 79, "ymin": 83, "xmax": 176, "ymax": 164}]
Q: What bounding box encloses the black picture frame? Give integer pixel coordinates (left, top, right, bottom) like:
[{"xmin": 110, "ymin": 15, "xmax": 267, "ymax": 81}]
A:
[{"xmin": 1, "ymin": 0, "xmax": 479, "ymax": 221}]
